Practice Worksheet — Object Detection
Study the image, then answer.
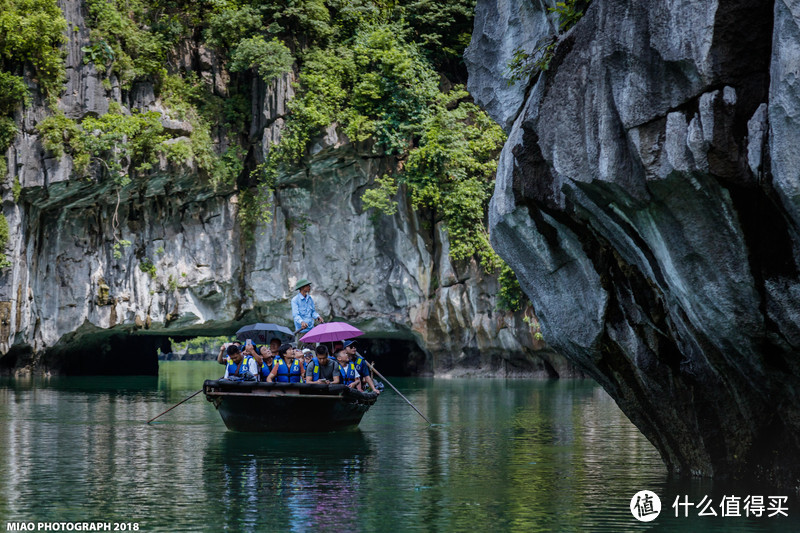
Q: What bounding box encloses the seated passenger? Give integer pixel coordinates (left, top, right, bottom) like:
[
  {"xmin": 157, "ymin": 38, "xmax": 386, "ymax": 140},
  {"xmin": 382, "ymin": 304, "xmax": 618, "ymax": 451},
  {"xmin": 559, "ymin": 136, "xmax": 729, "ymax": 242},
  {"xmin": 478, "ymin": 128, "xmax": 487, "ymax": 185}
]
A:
[
  {"xmin": 267, "ymin": 344, "xmax": 304, "ymax": 383},
  {"xmin": 217, "ymin": 341, "xmax": 243, "ymax": 365},
  {"xmin": 269, "ymin": 337, "xmax": 281, "ymax": 356},
  {"xmin": 344, "ymin": 340, "xmax": 379, "ymax": 394},
  {"xmin": 252, "ymin": 337, "xmax": 280, "ymax": 366},
  {"xmin": 305, "ymin": 345, "xmax": 340, "ymax": 384},
  {"xmin": 302, "ymin": 348, "xmax": 314, "ymax": 369},
  {"xmin": 292, "ymin": 346, "xmax": 306, "ymax": 375},
  {"xmin": 223, "ymin": 344, "xmax": 257, "ymax": 380},
  {"xmin": 335, "ymin": 349, "xmax": 361, "ymax": 390},
  {"xmin": 242, "ymin": 339, "xmax": 259, "ymax": 361},
  {"xmin": 258, "ymin": 345, "xmax": 275, "ymax": 381}
]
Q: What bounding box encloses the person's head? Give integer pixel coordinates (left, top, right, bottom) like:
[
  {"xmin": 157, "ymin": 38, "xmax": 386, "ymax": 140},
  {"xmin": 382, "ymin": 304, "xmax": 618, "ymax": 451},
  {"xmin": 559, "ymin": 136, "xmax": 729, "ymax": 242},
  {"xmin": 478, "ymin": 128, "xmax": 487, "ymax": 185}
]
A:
[
  {"xmin": 344, "ymin": 340, "xmax": 357, "ymax": 359},
  {"xmin": 295, "ymin": 279, "xmax": 312, "ymax": 297},
  {"xmin": 260, "ymin": 345, "xmax": 273, "ymax": 359},
  {"xmin": 278, "ymin": 343, "xmax": 292, "ymax": 358},
  {"xmin": 232, "ymin": 341, "xmax": 242, "ymax": 347},
  {"xmin": 227, "ymin": 344, "xmax": 242, "ymax": 363},
  {"xmin": 315, "ymin": 344, "xmax": 329, "ymax": 363},
  {"xmin": 269, "ymin": 338, "xmax": 281, "ymax": 352},
  {"xmin": 335, "ymin": 349, "xmax": 348, "ymax": 364},
  {"xmin": 303, "ymin": 349, "xmax": 313, "ymax": 364}
]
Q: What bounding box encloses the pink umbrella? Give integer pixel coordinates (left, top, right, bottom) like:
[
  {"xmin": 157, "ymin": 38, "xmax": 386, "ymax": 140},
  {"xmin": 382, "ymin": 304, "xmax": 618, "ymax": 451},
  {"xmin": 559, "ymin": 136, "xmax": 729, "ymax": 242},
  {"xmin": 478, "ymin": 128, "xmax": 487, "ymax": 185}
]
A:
[{"xmin": 300, "ymin": 322, "xmax": 364, "ymax": 343}]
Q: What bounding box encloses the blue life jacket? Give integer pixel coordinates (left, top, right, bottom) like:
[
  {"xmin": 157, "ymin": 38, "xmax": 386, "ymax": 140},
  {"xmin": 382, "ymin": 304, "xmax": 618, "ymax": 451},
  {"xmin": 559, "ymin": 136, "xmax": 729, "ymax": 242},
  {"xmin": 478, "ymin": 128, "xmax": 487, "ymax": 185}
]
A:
[
  {"xmin": 273, "ymin": 357, "xmax": 289, "ymax": 382},
  {"xmin": 339, "ymin": 362, "xmax": 358, "ymax": 386},
  {"xmin": 226, "ymin": 355, "xmax": 254, "ymax": 378},
  {"xmin": 353, "ymin": 355, "xmax": 370, "ymax": 377},
  {"xmin": 273, "ymin": 357, "xmax": 303, "ymax": 383},
  {"xmin": 288, "ymin": 359, "xmax": 303, "ymax": 383},
  {"xmin": 260, "ymin": 359, "xmax": 274, "ymax": 381},
  {"xmin": 309, "ymin": 357, "xmax": 321, "ymax": 381}
]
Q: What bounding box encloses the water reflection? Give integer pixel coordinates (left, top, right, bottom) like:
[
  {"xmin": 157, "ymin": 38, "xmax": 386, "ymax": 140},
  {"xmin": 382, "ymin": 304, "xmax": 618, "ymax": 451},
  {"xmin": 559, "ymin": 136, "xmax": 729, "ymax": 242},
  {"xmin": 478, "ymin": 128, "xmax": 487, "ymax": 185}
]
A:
[
  {"xmin": 203, "ymin": 432, "xmax": 374, "ymax": 532},
  {"xmin": 0, "ymin": 363, "xmax": 797, "ymax": 532}
]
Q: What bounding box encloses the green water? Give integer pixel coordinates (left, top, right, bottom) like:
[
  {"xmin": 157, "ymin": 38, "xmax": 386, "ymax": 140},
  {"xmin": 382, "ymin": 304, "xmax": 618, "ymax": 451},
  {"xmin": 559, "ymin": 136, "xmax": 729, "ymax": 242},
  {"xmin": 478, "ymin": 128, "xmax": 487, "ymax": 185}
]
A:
[{"xmin": 0, "ymin": 362, "xmax": 796, "ymax": 532}]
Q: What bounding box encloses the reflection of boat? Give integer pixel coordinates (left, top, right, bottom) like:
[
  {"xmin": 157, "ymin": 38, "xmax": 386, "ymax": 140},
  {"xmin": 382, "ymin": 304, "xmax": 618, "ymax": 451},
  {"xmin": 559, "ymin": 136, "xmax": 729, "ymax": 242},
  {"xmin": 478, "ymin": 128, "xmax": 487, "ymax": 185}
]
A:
[
  {"xmin": 203, "ymin": 380, "xmax": 379, "ymax": 432},
  {"xmin": 218, "ymin": 429, "xmax": 373, "ymax": 458}
]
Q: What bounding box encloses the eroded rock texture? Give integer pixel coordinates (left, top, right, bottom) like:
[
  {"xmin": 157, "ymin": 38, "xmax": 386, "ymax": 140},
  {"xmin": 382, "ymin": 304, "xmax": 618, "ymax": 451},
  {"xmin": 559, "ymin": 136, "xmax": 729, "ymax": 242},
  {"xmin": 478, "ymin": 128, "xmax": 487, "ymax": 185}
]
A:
[
  {"xmin": 0, "ymin": 1, "xmax": 571, "ymax": 377},
  {"xmin": 474, "ymin": 0, "xmax": 800, "ymax": 484}
]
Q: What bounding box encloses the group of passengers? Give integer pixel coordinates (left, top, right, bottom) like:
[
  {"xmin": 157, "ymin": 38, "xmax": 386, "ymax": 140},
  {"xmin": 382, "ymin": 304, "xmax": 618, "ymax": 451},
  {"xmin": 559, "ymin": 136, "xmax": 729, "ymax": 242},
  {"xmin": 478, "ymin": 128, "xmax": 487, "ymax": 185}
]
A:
[{"xmin": 217, "ymin": 338, "xmax": 380, "ymax": 394}]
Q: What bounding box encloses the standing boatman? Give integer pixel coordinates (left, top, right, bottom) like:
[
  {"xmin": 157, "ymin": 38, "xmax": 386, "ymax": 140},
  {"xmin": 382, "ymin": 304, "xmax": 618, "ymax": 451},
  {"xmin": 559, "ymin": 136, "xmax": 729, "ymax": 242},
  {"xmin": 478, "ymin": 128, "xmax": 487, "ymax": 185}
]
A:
[{"xmin": 291, "ymin": 279, "xmax": 324, "ymax": 334}]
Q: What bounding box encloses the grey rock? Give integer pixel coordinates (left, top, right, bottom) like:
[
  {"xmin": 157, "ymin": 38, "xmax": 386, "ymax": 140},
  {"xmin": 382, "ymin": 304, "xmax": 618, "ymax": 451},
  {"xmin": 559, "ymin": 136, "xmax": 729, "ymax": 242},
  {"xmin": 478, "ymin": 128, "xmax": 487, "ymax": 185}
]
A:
[
  {"xmin": 129, "ymin": 82, "xmax": 156, "ymax": 111},
  {"xmin": 747, "ymin": 103, "xmax": 768, "ymax": 177},
  {"xmin": 483, "ymin": 0, "xmax": 798, "ymax": 484},
  {"xmin": 769, "ymin": 0, "xmax": 800, "ymax": 229},
  {"xmin": 59, "ymin": 0, "xmax": 110, "ymax": 118},
  {"xmin": 464, "ymin": 0, "xmax": 557, "ymax": 131}
]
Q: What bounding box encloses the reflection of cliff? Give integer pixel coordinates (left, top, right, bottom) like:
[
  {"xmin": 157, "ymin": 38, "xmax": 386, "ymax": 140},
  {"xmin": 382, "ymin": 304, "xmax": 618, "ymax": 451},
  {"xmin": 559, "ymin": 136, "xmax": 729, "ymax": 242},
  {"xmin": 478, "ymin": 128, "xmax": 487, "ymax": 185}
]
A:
[
  {"xmin": 470, "ymin": 0, "xmax": 800, "ymax": 484},
  {"xmin": 382, "ymin": 379, "xmax": 667, "ymax": 531}
]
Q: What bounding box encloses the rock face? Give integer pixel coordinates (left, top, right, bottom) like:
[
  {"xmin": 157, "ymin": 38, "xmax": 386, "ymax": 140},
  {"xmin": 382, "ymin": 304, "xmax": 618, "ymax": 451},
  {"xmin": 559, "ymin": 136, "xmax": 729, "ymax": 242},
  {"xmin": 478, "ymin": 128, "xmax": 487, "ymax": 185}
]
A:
[
  {"xmin": 473, "ymin": 0, "xmax": 800, "ymax": 484},
  {"xmin": 0, "ymin": 1, "xmax": 572, "ymax": 378}
]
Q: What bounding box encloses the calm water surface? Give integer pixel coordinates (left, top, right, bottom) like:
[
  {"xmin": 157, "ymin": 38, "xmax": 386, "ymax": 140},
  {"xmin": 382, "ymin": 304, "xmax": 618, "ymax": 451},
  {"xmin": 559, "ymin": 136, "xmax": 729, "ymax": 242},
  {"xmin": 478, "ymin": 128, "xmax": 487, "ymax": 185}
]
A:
[{"xmin": 0, "ymin": 362, "xmax": 796, "ymax": 532}]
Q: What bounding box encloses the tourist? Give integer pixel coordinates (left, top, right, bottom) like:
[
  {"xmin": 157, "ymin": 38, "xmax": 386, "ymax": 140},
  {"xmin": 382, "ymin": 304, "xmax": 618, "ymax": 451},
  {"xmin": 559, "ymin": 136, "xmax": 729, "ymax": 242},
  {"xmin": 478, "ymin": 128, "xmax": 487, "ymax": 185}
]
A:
[
  {"xmin": 223, "ymin": 344, "xmax": 257, "ymax": 380},
  {"xmin": 292, "ymin": 346, "xmax": 307, "ymax": 375},
  {"xmin": 291, "ymin": 279, "xmax": 323, "ymax": 335},
  {"xmin": 217, "ymin": 341, "xmax": 243, "ymax": 365},
  {"xmin": 335, "ymin": 349, "xmax": 361, "ymax": 390},
  {"xmin": 302, "ymin": 348, "xmax": 314, "ymax": 368},
  {"xmin": 306, "ymin": 345, "xmax": 340, "ymax": 384},
  {"xmin": 267, "ymin": 344, "xmax": 304, "ymax": 383},
  {"xmin": 344, "ymin": 340, "xmax": 379, "ymax": 394},
  {"xmin": 269, "ymin": 337, "xmax": 281, "ymax": 355},
  {"xmin": 258, "ymin": 345, "xmax": 275, "ymax": 381},
  {"xmin": 242, "ymin": 339, "xmax": 259, "ymax": 361},
  {"xmin": 253, "ymin": 337, "xmax": 281, "ymax": 366}
]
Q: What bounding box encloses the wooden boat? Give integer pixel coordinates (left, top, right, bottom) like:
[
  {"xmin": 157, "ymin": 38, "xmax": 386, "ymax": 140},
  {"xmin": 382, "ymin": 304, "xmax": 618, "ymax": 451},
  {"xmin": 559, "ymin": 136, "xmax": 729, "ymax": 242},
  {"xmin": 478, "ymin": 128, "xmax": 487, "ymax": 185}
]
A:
[{"xmin": 202, "ymin": 379, "xmax": 379, "ymax": 432}]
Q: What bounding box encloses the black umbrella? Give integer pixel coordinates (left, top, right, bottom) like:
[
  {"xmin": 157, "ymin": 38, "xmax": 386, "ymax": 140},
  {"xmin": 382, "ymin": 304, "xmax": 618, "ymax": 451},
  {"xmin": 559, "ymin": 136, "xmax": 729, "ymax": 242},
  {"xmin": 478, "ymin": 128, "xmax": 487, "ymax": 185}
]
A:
[{"xmin": 235, "ymin": 323, "xmax": 294, "ymax": 345}]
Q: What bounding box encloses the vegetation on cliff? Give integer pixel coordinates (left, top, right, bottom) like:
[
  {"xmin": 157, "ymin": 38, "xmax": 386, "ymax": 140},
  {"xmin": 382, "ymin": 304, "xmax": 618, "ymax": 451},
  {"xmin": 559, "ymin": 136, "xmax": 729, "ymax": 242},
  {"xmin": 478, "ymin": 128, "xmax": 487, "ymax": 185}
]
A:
[{"xmin": 1, "ymin": 0, "xmax": 526, "ymax": 309}]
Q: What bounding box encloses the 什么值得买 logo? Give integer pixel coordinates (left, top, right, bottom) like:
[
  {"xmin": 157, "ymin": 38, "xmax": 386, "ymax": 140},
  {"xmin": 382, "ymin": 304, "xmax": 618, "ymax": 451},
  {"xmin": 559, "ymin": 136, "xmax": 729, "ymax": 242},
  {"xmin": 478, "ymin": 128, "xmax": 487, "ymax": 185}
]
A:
[{"xmin": 631, "ymin": 490, "xmax": 662, "ymax": 522}]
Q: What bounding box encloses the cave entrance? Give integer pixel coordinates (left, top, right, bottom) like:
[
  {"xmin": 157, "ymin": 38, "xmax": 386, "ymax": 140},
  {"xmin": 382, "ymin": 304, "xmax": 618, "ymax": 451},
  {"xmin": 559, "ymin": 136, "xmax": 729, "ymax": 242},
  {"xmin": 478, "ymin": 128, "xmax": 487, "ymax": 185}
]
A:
[
  {"xmin": 347, "ymin": 338, "xmax": 429, "ymax": 377},
  {"xmin": 36, "ymin": 331, "xmax": 428, "ymax": 377},
  {"xmin": 48, "ymin": 333, "xmax": 237, "ymax": 375},
  {"xmin": 158, "ymin": 335, "xmax": 234, "ymax": 361},
  {"xmin": 44, "ymin": 333, "xmax": 172, "ymax": 376}
]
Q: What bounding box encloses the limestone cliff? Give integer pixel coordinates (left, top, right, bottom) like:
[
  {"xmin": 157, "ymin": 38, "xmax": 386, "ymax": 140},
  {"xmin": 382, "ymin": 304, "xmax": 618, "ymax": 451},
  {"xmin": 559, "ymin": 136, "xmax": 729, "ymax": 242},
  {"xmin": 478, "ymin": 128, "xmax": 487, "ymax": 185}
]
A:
[
  {"xmin": 0, "ymin": 0, "xmax": 571, "ymax": 377},
  {"xmin": 472, "ymin": 0, "xmax": 800, "ymax": 484}
]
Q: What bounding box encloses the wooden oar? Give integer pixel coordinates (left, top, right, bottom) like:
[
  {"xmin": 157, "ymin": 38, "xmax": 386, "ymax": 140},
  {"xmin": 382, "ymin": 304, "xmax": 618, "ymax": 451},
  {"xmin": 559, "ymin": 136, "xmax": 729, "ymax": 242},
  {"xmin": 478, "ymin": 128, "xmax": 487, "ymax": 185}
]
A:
[
  {"xmin": 364, "ymin": 361, "xmax": 432, "ymax": 425},
  {"xmin": 146, "ymin": 389, "xmax": 203, "ymax": 424}
]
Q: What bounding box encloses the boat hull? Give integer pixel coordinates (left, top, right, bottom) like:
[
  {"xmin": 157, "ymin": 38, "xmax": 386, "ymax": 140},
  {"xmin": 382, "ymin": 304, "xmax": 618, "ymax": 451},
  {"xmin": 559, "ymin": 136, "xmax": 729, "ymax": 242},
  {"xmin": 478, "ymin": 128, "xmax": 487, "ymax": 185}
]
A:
[{"xmin": 203, "ymin": 380, "xmax": 378, "ymax": 432}]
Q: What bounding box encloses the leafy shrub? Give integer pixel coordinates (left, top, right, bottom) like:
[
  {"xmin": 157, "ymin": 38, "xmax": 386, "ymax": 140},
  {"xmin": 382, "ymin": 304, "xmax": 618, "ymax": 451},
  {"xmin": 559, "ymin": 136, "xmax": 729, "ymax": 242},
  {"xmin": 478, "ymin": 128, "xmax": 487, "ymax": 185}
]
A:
[
  {"xmin": 0, "ymin": 71, "xmax": 29, "ymax": 115},
  {"xmin": 204, "ymin": 4, "xmax": 265, "ymax": 50},
  {"xmin": 139, "ymin": 258, "xmax": 157, "ymax": 278},
  {"xmin": 0, "ymin": 117, "xmax": 17, "ymax": 153},
  {"xmin": 0, "ymin": 0, "xmax": 67, "ymax": 99},
  {"xmin": 0, "ymin": 213, "xmax": 11, "ymax": 268},
  {"xmin": 497, "ymin": 263, "xmax": 524, "ymax": 312},
  {"xmin": 228, "ymin": 36, "xmax": 293, "ymax": 83},
  {"xmin": 84, "ymin": 0, "xmax": 167, "ymax": 88}
]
